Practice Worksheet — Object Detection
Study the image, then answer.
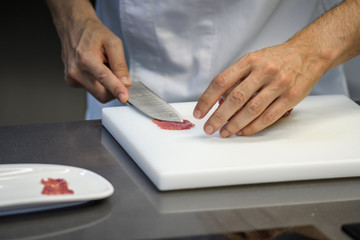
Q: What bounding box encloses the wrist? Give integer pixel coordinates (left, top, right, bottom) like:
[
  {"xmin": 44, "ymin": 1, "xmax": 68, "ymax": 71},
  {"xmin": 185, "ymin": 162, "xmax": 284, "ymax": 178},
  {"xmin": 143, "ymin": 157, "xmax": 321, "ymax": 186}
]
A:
[
  {"xmin": 285, "ymin": 0, "xmax": 360, "ymax": 73},
  {"xmin": 45, "ymin": 0, "xmax": 99, "ymax": 38},
  {"xmin": 284, "ymin": 36, "xmax": 335, "ymax": 80}
]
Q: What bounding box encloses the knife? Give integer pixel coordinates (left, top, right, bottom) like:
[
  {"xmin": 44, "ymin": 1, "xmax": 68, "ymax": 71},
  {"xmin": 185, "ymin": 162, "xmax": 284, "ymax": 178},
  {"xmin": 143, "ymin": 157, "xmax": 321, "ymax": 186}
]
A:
[{"xmin": 127, "ymin": 81, "xmax": 184, "ymax": 122}]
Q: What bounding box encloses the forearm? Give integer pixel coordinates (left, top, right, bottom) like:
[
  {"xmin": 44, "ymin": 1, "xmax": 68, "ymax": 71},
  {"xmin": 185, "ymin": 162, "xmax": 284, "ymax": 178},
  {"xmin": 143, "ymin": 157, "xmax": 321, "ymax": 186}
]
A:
[
  {"xmin": 287, "ymin": 0, "xmax": 360, "ymax": 73},
  {"xmin": 45, "ymin": 0, "xmax": 131, "ymax": 103},
  {"xmin": 45, "ymin": 0, "xmax": 99, "ymax": 38}
]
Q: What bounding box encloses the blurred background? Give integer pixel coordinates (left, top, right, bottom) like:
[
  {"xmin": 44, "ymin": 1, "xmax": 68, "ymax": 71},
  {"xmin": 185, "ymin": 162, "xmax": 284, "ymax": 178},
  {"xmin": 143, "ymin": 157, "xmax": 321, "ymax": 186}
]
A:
[{"xmin": 0, "ymin": 1, "xmax": 87, "ymax": 126}]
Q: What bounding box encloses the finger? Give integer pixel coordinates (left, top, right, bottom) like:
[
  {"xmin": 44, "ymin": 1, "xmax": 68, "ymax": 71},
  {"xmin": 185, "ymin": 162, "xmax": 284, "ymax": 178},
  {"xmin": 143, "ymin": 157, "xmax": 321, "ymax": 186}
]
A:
[
  {"xmin": 86, "ymin": 79, "xmax": 116, "ymax": 103},
  {"xmin": 85, "ymin": 74, "xmax": 116, "ymax": 103},
  {"xmin": 83, "ymin": 54, "xmax": 129, "ymax": 103},
  {"xmin": 65, "ymin": 74, "xmax": 82, "ymax": 88},
  {"xmin": 193, "ymin": 64, "xmax": 251, "ymax": 119},
  {"xmin": 64, "ymin": 60, "xmax": 82, "ymax": 88},
  {"xmin": 69, "ymin": 68, "xmax": 115, "ymax": 103},
  {"xmin": 202, "ymin": 72, "xmax": 261, "ymax": 135},
  {"xmin": 104, "ymin": 39, "xmax": 132, "ymax": 87},
  {"xmin": 237, "ymin": 97, "xmax": 292, "ymax": 136},
  {"xmin": 219, "ymin": 88, "xmax": 279, "ymax": 137}
]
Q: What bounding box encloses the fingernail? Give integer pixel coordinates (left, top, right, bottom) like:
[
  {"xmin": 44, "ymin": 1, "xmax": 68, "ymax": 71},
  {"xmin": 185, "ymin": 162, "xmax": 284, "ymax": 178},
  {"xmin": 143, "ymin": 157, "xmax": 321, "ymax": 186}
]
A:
[
  {"xmin": 193, "ymin": 109, "xmax": 201, "ymax": 119},
  {"xmin": 221, "ymin": 130, "xmax": 229, "ymax": 138},
  {"xmin": 204, "ymin": 125, "xmax": 214, "ymax": 135},
  {"xmin": 120, "ymin": 76, "xmax": 131, "ymax": 85},
  {"xmin": 118, "ymin": 93, "xmax": 126, "ymax": 103}
]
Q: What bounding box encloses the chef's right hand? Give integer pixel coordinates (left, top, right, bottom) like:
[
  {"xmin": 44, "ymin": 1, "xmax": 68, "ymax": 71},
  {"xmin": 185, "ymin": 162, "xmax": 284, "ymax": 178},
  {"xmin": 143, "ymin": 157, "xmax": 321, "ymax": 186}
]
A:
[{"xmin": 46, "ymin": 0, "xmax": 131, "ymax": 103}]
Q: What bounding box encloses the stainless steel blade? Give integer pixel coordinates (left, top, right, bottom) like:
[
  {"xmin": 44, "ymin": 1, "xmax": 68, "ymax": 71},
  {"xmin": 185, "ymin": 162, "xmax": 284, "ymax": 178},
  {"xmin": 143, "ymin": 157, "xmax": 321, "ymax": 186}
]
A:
[{"xmin": 127, "ymin": 81, "xmax": 184, "ymax": 122}]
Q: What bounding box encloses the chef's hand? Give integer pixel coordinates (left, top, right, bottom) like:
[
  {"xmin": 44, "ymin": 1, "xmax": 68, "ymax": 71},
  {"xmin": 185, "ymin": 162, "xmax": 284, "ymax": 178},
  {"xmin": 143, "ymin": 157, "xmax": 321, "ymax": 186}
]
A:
[
  {"xmin": 194, "ymin": 0, "xmax": 360, "ymax": 137},
  {"xmin": 193, "ymin": 43, "xmax": 323, "ymax": 137},
  {"xmin": 45, "ymin": 0, "xmax": 131, "ymax": 103}
]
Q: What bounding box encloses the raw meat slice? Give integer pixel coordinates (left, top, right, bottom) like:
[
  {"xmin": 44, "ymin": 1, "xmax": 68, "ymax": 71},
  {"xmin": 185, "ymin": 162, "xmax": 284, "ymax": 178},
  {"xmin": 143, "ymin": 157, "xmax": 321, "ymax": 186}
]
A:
[
  {"xmin": 152, "ymin": 119, "xmax": 195, "ymax": 130},
  {"xmin": 41, "ymin": 178, "xmax": 74, "ymax": 195}
]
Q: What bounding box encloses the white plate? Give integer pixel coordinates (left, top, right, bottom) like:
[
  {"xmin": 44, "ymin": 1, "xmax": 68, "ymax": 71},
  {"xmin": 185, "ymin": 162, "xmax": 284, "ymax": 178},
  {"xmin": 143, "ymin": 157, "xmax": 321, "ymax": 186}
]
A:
[{"xmin": 0, "ymin": 164, "xmax": 114, "ymax": 214}]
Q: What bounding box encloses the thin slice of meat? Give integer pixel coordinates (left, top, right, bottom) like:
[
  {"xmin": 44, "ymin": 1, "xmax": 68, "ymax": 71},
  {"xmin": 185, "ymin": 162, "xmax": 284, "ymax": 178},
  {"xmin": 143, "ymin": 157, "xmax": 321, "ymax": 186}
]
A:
[
  {"xmin": 152, "ymin": 119, "xmax": 195, "ymax": 130},
  {"xmin": 41, "ymin": 178, "xmax": 74, "ymax": 195}
]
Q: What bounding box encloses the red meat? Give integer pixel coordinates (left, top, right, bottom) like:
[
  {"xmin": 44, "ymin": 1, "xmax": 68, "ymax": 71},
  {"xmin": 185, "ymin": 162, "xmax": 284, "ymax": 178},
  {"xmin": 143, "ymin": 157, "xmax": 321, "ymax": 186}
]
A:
[
  {"xmin": 152, "ymin": 119, "xmax": 195, "ymax": 130},
  {"xmin": 41, "ymin": 178, "xmax": 74, "ymax": 195}
]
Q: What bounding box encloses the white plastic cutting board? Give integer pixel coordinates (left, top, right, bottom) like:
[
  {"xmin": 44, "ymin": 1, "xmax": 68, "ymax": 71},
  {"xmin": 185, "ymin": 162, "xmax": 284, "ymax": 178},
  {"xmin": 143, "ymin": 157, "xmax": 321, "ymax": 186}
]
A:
[{"xmin": 102, "ymin": 95, "xmax": 360, "ymax": 191}]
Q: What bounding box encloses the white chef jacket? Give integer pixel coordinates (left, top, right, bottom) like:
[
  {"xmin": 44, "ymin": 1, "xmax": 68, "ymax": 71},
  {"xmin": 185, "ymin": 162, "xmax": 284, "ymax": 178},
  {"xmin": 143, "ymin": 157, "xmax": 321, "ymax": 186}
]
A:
[{"xmin": 86, "ymin": 0, "xmax": 359, "ymax": 120}]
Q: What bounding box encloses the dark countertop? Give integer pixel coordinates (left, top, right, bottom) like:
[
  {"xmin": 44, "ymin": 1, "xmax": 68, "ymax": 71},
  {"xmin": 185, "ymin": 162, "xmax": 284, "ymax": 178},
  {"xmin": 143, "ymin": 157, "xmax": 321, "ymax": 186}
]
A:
[{"xmin": 0, "ymin": 120, "xmax": 360, "ymax": 240}]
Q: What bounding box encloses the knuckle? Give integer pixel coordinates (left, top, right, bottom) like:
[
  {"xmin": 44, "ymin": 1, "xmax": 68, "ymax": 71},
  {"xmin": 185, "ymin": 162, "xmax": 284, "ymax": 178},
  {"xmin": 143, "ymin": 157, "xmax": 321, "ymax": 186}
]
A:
[
  {"xmin": 96, "ymin": 71, "xmax": 108, "ymax": 84},
  {"xmin": 77, "ymin": 50, "xmax": 92, "ymax": 67},
  {"xmin": 66, "ymin": 64, "xmax": 77, "ymax": 79},
  {"xmin": 213, "ymin": 74, "xmax": 228, "ymax": 88},
  {"xmin": 245, "ymin": 52, "xmax": 261, "ymax": 64},
  {"xmin": 286, "ymin": 88, "xmax": 301, "ymax": 100},
  {"xmin": 65, "ymin": 66, "xmax": 79, "ymax": 87},
  {"xmin": 213, "ymin": 67, "xmax": 236, "ymax": 88},
  {"xmin": 229, "ymin": 89, "xmax": 246, "ymax": 105},
  {"xmin": 271, "ymin": 73, "xmax": 291, "ymax": 92},
  {"xmin": 247, "ymin": 100, "xmax": 262, "ymax": 116},
  {"xmin": 277, "ymin": 72, "xmax": 291, "ymax": 87},
  {"xmin": 263, "ymin": 61, "xmax": 279, "ymax": 74}
]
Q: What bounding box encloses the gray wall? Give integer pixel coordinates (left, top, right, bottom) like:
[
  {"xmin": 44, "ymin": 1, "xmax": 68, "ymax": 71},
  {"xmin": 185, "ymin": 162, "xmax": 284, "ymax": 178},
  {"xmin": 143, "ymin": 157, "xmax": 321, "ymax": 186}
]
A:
[{"xmin": 0, "ymin": 1, "xmax": 86, "ymax": 126}]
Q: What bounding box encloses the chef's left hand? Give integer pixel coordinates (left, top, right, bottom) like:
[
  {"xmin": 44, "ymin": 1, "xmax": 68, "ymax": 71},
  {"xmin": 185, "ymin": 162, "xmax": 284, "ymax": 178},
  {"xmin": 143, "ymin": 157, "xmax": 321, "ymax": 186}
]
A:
[{"xmin": 193, "ymin": 43, "xmax": 326, "ymax": 137}]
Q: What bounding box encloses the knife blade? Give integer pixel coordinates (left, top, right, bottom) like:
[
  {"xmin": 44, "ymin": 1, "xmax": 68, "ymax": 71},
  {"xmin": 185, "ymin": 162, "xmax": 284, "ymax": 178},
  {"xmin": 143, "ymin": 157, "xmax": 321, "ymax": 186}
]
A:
[{"xmin": 127, "ymin": 81, "xmax": 184, "ymax": 122}]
